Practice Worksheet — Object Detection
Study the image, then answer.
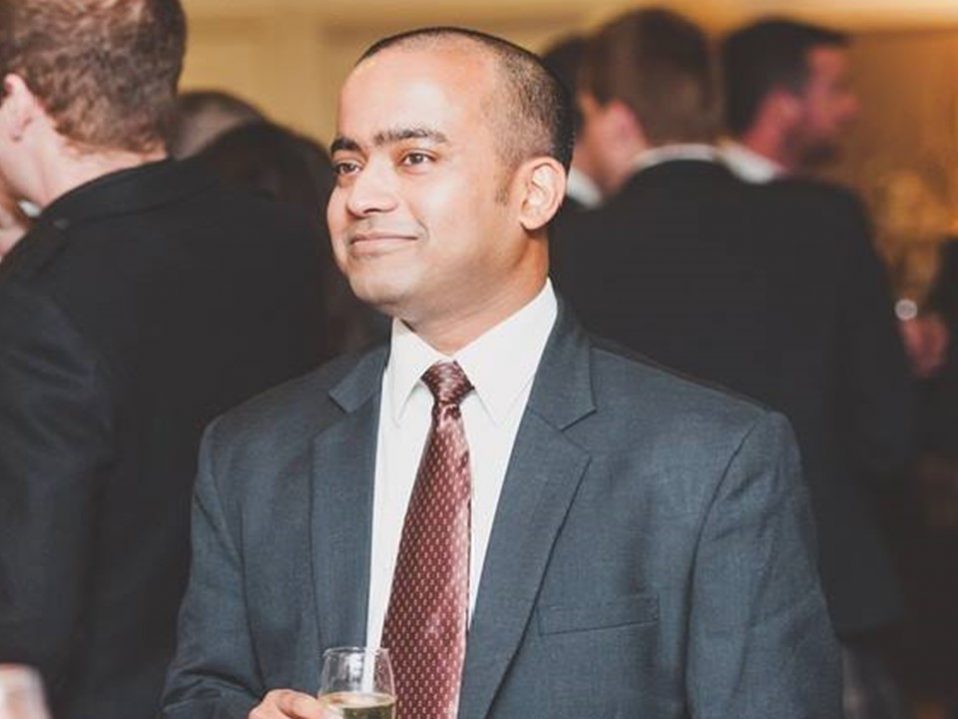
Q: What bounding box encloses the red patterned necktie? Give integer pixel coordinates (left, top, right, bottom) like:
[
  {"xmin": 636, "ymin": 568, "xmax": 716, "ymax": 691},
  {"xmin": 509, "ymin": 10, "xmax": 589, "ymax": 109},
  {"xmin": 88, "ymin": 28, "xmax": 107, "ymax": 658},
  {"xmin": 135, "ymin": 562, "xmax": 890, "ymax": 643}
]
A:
[{"xmin": 382, "ymin": 361, "xmax": 473, "ymax": 719}]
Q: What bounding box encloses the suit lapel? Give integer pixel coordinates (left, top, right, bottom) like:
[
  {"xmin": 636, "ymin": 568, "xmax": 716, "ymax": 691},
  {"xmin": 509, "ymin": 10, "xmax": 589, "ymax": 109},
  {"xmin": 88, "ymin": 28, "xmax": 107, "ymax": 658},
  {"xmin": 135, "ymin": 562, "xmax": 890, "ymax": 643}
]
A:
[
  {"xmin": 459, "ymin": 304, "xmax": 595, "ymax": 719},
  {"xmin": 310, "ymin": 348, "xmax": 388, "ymax": 651}
]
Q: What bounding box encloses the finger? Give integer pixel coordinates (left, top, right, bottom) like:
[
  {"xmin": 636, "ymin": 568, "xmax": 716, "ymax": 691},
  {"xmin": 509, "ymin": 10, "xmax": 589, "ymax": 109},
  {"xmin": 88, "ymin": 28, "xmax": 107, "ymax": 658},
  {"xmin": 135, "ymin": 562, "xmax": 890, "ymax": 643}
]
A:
[
  {"xmin": 249, "ymin": 689, "xmax": 321, "ymax": 719},
  {"xmin": 276, "ymin": 690, "xmax": 325, "ymax": 719},
  {"xmin": 248, "ymin": 690, "xmax": 285, "ymax": 719}
]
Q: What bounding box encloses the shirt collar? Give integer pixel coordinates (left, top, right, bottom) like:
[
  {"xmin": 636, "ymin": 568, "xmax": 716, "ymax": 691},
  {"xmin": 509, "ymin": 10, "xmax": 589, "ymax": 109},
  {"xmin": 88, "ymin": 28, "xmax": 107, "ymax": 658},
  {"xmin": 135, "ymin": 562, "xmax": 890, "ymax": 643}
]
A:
[
  {"xmin": 387, "ymin": 279, "xmax": 558, "ymax": 426},
  {"xmin": 719, "ymin": 140, "xmax": 785, "ymax": 183},
  {"xmin": 565, "ymin": 167, "xmax": 603, "ymax": 209},
  {"xmin": 634, "ymin": 143, "xmax": 721, "ymax": 172}
]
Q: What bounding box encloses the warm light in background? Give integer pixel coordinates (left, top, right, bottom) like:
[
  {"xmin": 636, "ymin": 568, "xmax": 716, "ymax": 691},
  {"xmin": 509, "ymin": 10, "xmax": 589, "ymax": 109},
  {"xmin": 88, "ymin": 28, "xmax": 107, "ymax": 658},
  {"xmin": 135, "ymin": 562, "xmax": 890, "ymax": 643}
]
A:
[{"xmin": 179, "ymin": 0, "xmax": 958, "ymax": 296}]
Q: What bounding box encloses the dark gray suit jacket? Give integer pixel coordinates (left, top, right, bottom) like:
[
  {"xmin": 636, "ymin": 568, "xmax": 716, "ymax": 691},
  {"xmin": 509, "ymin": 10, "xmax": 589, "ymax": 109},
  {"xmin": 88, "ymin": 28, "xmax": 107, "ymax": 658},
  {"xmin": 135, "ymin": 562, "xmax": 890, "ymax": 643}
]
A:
[{"xmin": 161, "ymin": 305, "xmax": 841, "ymax": 718}]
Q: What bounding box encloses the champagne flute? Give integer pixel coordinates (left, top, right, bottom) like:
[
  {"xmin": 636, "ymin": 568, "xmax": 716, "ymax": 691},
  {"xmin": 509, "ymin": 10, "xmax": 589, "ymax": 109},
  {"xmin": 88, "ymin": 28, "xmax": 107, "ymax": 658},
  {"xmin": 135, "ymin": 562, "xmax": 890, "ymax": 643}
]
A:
[
  {"xmin": 317, "ymin": 647, "xmax": 395, "ymax": 719},
  {"xmin": 0, "ymin": 666, "xmax": 51, "ymax": 719}
]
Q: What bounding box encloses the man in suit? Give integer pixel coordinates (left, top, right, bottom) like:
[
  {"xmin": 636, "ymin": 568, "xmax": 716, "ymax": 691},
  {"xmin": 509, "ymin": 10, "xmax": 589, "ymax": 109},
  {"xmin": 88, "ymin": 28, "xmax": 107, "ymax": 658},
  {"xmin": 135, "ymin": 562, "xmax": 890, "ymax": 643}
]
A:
[
  {"xmin": 162, "ymin": 27, "xmax": 840, "ymax": 719},
  {"xmin": 554, "ymin": 8, "xmax": 762, "ymax": 389},
  {"xmin": 0, "ymin": 2, "xmax": 325, "ymax": 717},
  {"xmin": 719, "ymin": 18, "xmax": 859, "ymax": 181},
  {"xmin": 556, "ymin": 9, "xmax": 912, "ymax": 719}
]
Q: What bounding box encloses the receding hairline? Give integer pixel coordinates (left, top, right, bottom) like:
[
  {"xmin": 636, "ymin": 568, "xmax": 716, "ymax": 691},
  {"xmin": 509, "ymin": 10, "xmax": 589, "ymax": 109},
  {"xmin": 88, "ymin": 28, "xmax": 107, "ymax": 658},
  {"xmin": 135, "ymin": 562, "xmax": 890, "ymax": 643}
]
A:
[
  {"xmin": 359, "ymin": 26, "xmax": 533, "ymax": 67},
  {"xmin": 350, "ymin": 33, "xmax": 520, "ymax": 150},
  {"xmin": 351, "ymin": 31, "xmax": 507, "ymax": 107},
  {"xmin": 348, "ymin": 26, "xmax": 574, "ymax": 173}
]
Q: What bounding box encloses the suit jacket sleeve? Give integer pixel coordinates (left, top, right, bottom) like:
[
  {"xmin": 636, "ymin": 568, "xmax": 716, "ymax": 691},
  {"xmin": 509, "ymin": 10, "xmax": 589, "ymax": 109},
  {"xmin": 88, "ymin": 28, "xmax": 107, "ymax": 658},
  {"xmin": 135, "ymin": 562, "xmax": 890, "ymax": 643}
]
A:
[
  {"xmin": 161, "ymin": 420, "xmax": 261, "ymax": 719},
  {"xmin": 0, "ymin": 284, "xmax": 113, "ymax": 681},
  {"xmin": 836, "ymin": 198, "xmax": 914, "ymax": 478},
  {"xmin": 686, "ymin": 411, "xmax": 843, "ymax": 718}
]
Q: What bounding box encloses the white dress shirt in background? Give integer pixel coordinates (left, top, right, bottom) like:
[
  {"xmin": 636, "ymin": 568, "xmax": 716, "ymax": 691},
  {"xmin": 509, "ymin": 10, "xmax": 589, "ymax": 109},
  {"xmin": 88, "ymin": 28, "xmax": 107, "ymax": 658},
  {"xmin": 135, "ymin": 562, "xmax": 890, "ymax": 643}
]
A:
[
  {"xmin": 634, "ymin": 143, "xmax": 722, "ymax": 172},
  {"xmin": 719, "ymin": 140, "xmax": 785, "ymax": 184},
  {"xmin": 565, "ymin": 167, "xmax": 603, "ymax": 209},
  {"xmin": 365, "ymin": 280, "xmax": 558, "ymax": 648}
]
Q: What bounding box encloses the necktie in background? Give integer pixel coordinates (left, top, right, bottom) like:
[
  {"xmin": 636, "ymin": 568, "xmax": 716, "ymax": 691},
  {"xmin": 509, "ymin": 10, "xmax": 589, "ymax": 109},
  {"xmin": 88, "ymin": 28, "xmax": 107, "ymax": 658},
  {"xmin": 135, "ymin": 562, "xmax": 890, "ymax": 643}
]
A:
[{"xmin": 383, "ymin": 361, "xmax": 473, "ymax": 719}]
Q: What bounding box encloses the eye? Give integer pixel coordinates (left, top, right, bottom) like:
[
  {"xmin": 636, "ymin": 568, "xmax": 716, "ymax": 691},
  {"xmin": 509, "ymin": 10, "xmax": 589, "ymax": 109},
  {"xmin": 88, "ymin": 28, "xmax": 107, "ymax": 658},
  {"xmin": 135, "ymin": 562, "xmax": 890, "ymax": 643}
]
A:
[
  {"xmin": 333, "ymin": 160, "xmax": 361, "ymax": 176},
  {"xmin": 401, "ymin": 151, "xmax": 433, "ymax": 167}
]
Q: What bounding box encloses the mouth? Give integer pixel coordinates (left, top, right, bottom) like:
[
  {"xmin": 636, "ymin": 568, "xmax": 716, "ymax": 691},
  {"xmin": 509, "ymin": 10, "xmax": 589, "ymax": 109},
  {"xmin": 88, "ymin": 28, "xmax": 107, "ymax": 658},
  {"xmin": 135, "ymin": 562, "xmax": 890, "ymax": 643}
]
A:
[{"xmin": 348, "ymin": 232, "xmax": 419, "ymax": 256}]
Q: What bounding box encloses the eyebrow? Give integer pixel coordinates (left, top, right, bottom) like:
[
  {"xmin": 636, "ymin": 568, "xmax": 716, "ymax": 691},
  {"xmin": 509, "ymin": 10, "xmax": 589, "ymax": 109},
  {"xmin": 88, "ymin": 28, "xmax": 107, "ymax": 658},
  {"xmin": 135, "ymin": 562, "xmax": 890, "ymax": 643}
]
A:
[{"xmin": 330, "ymin": 126, "xmax": 449, "ymax": 155}]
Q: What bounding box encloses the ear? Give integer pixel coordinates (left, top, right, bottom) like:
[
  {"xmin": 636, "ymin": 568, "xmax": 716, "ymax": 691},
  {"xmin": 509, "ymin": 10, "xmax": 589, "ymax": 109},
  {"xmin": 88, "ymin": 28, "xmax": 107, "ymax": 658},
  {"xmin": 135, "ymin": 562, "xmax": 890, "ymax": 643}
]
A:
[
  {"xmin": 0, "ymin": 74, "xmax": 43, "ymax": 142},
  {"xmin": 517, "ymin": 156, "xmax": 566, "ymax": 232},
  {"xmin": 766, "ymin": 87, "xmax": 803, "ymax": 124}
]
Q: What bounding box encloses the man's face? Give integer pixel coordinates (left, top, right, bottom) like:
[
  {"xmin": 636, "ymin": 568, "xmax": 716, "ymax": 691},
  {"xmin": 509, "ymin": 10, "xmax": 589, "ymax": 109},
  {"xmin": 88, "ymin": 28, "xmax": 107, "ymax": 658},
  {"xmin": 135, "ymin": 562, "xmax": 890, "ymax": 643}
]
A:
[
  {"xmin": 788, "ymin": 45, "xmax": 859, "ymax": 166},
  {"xmin": 327, "ymin": 45, "xmax": 536, "ymax": 330}
]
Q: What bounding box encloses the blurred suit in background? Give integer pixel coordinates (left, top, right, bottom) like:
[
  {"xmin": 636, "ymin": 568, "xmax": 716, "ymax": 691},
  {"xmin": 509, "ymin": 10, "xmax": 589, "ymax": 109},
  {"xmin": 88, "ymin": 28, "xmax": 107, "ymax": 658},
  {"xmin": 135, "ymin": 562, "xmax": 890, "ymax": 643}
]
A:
[{"xmin": 0, "ymin": 3, "xmax": 325, "ymax": 717}]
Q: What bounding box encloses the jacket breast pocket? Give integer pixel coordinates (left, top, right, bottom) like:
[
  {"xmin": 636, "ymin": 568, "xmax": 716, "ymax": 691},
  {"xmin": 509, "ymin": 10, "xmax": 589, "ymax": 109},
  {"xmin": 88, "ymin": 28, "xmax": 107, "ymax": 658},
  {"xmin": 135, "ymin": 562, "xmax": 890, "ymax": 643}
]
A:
[{"xmin": 536, "ymin": 592, "xmax": 659, "ymax": 636}]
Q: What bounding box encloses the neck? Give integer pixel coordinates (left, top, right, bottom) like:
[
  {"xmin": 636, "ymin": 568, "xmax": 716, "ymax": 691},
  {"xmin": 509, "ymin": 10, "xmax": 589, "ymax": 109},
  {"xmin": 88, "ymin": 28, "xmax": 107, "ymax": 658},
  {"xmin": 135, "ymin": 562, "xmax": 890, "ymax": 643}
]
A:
[
  {"xmin": 737, "ymin": 125, "xmax": 795, "ymax": 174},
  {"xmin": 605, "ymin": 136, "xmax": 648, "ymax": 195},
  {"xmin": 35, "ymin": 144, "xmax": 167, "ymax": 208},
  {"xmin": 407, "ymin": 267, "xmax": 547, "ymax": 356}
]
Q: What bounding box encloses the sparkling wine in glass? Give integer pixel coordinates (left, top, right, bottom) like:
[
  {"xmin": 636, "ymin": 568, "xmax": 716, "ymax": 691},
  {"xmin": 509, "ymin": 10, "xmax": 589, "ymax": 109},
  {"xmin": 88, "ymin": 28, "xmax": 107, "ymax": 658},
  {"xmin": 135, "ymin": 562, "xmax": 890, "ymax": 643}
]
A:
[
  {"xmin": 317, "ymin": 647, "xmax": 395, "ymax": 719},
  {"xmin": 0, "ymin": 666, "xmax": 51, "ymax": 719}
]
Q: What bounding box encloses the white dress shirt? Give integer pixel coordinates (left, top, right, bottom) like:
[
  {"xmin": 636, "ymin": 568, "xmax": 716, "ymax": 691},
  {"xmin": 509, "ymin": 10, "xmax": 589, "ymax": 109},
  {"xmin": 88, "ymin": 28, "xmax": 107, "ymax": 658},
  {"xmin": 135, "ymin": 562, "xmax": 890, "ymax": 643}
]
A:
[
  {"xmin": 719, "ymin": 140, "xmax": 784, "ymax": 184},
  {"xmin": 365, "ymin": 280, "xmax": 558, "ymax": 648}
]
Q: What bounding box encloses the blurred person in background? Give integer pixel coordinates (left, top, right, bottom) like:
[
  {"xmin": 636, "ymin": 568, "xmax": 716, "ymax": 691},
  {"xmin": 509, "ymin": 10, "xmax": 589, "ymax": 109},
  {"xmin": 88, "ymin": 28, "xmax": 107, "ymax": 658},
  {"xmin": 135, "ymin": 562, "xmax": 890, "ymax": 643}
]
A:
[
  {"xmin": 166, "ymin": 89, "xmax": 265, "ymax": 158},
  {"xmin": 195, "ymin": 121, "xmax": 387, "ymax": 356},
  {"xmin": 540, "ymin": 35, "xmax": 603, "ymax": 214},
  {"xmin": 720, "ymin": 18, "xmax": 860, "ymax": 182},
  {"xmin": 0, "ymin": 1, "xmax": 325, "ymax": 717},
  {"xmin": 557, "ymin": 9, "xmax": 912, "ymax": 719},
  {"xmin": 540, "ymin": 35, "xmax": 605, "ymax": 283}
]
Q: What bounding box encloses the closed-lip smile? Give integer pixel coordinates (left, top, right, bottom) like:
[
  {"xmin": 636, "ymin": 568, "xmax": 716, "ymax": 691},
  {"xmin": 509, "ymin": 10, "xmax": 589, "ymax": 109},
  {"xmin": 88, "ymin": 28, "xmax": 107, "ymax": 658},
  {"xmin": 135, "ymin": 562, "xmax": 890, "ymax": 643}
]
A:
[{"xmin": 350, "ymin": 232, "xmax": 417, "ymax": 244}]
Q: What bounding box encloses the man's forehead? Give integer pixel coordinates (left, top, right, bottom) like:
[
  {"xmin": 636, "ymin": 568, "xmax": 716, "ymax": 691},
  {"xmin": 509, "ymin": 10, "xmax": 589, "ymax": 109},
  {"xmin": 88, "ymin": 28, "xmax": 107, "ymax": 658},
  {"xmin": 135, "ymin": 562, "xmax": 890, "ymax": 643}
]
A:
[
  {"xmin": 346, "ymin": 41, "xmax": 496, "ymax": 95},
  {"xmin": 337, "ymin": 45, "xmax": 495, "ymax": 134}
]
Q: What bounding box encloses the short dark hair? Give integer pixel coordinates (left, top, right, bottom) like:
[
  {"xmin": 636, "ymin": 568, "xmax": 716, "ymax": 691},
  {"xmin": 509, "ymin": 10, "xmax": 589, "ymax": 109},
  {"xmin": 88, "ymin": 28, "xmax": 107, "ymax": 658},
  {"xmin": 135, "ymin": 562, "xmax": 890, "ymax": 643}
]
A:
[
  {"xmin": 168, "ymin": 90, "xmax": 266, "ymax": 158},
  {"xmin": 540, "ymin": 35, "xmax": 586, "ymax": 136},
  {"xmin": 0, "ymin": 0, "xmax": 187, "ymax": 154},
  {"xmin": 360, "ymin": 27, "xmax": 574, "ymax": 172},
  {"xmin": 721, "ymin": 18, "xmax": 850, "ymax": 135},
  {"xmin": 580, "ymin": 8, "xmax": 719, "ymax": 145}
]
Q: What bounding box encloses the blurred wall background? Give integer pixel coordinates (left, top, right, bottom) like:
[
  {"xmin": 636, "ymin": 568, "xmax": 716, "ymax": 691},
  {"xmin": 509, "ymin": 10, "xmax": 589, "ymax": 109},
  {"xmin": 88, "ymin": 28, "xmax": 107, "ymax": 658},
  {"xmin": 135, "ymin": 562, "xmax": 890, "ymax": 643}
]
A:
[{"xmin": 180, "ymin": 0, "xmax": 958, "ymax": 297}]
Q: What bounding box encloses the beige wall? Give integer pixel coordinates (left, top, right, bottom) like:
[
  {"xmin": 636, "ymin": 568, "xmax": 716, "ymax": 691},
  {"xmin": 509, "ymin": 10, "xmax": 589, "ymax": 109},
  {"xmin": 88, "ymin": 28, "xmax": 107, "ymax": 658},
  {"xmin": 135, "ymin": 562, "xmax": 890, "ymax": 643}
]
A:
[{"xmin": 181, "ymin": 1, "xmax": 590, "ymax": 143}]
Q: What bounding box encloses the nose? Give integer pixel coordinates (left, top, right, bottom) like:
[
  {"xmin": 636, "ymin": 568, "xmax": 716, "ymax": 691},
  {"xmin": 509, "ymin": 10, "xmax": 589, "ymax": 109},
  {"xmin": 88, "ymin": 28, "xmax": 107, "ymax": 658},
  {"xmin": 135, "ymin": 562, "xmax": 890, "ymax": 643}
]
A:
[{"xmin": 345, "ymin": 158, "xmax": 399, "ymax": 217}]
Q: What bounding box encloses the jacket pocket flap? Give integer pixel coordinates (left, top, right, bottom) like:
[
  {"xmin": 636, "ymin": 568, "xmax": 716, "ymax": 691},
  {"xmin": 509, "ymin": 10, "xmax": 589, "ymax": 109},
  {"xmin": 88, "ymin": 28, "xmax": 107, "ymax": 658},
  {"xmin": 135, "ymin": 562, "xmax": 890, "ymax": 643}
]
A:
[{"xmin": 537, "ymin": 593, "xmax": 659, "ymax": 636}]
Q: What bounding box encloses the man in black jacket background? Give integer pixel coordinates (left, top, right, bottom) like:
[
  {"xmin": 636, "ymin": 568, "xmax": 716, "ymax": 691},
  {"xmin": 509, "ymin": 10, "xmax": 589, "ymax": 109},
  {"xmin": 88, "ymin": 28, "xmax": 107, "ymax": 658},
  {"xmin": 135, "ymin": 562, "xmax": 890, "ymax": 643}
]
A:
[{"xmin": 0, "ymin": 2, "xmax": 325, "ymax": 717}]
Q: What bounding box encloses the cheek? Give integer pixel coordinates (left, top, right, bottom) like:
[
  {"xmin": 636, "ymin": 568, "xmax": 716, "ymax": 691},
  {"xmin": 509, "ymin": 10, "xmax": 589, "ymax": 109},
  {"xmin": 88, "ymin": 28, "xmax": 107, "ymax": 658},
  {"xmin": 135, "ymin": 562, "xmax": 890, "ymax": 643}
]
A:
[
  {"xmin": 417, "ymin": 176, "xmax": 485, "ymax": 236},
  {"xmin": 325, "ymin": 188, "xmax": 344, "ymax": 235},
  {"xmin": 325, "ymin": 191, "xmax": 351, "ymax": 267}
]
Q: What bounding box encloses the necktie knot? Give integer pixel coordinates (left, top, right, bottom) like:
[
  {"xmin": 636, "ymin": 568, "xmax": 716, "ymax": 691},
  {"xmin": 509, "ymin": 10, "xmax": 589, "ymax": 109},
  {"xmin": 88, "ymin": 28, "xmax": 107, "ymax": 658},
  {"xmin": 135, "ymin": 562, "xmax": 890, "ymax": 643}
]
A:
[{"xmin": 421, "ymin": 361, "xmax": 472, "ymax": 407}]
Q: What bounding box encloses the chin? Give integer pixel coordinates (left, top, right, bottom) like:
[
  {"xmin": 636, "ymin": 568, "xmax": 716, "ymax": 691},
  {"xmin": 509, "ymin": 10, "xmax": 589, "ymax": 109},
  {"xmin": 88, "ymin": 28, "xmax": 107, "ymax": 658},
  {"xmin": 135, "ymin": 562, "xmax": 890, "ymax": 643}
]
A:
[{"xmin": 347, "ymin": 274, "xmax": 409, "ymax": 317}]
